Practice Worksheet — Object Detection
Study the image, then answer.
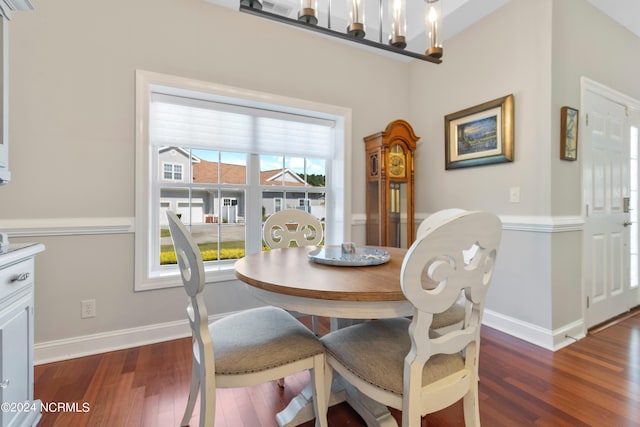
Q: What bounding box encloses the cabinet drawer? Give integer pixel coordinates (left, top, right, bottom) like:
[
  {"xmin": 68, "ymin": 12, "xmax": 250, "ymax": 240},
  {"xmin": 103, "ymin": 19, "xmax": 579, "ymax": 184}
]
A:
[{"xmin": 0, "ymin": 258, "xmax": 34, "ymax": 304}]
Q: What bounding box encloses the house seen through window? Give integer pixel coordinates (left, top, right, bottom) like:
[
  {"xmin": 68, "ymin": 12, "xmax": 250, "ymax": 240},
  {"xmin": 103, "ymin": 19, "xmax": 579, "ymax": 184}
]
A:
[{"xmin": 157, "ymin": 148, "xmax": 327, "ymax": 266}]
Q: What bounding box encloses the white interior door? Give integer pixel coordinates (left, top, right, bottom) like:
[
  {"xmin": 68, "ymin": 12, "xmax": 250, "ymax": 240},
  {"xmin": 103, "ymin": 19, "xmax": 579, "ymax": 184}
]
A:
[{"xmin": 583, "ymin": 81, "xmax": 640, "ymax": 328}]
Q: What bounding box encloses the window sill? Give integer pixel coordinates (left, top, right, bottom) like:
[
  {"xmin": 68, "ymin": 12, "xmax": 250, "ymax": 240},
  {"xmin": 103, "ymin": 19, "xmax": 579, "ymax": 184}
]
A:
[{"xmin": 136, "ymin": 264, "xmax": 239, "ymax": 292}]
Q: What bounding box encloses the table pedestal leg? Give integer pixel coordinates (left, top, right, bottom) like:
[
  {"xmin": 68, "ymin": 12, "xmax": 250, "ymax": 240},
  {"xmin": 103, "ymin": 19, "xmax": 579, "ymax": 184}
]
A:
[
  {"xmin": 342, "ymin": 379, "xmax": 398, "ymax": 427},
  {"xmin": 275, "ymin": 378, "xmax": 398, "ymax": 427}
]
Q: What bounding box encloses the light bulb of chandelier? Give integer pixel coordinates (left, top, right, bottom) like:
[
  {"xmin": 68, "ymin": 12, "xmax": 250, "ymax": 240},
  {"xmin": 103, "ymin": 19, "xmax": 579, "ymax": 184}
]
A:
[
  {"xmin": 425, "ymin": 0, "xmax": 443, "ymax": 58},
  {"xmin": 347, "ymin": 0, "xmax": 366, "ymax": 38},
  {"xmin": 240, "ymin": 0, "xmax": 263, "ymax": 9},
  {"xmin": 298, "ymin": 0, "xmax": 318, "ymax": 24},
  {"xmin": 388, "ymin": 0, "xmax": 407, "ymax": 49}
]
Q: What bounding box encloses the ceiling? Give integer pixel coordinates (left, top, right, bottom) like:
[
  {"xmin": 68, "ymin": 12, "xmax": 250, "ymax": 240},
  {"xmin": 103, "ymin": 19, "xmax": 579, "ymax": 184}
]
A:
[
  {"xmin": 205, "ymin": 0, "xmax": 640, "ymax": 58},
  {"xmin": 585, "ymin": 0, "xmax": 640, "ymax": 38}
]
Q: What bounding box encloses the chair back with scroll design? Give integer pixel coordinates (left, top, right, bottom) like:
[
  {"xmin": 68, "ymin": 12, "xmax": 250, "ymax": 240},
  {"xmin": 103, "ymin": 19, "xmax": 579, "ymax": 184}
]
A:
[
  {"xmin": 401, "ymin": 210, "xmax": 501, "ymax": 425},
  {"xmin": 263, "ymin": 209, "xmax": 323, "ymax": 248},
  {"xmin": 321, "ymin": 210, "xmax": 501, "ymax": 427},
  {"xmin": 416, "ymin": 208, "xmax": 467, "ymax": 331}
]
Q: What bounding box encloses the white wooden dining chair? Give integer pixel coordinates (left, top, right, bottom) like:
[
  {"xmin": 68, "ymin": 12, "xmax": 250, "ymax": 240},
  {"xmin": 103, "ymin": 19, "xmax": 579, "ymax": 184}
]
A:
[
  {"xmin": 165, "ymin": 211, "xmax": 327, "ymax": 427},
  {"xmin": 263, "ymin": 209, "xmax": 324, "ymax": 335},
  {"xmin": 416, "ymin": 208, "xmax": 467, "ymax": 331},
  {"xmin": 321, "ymin": 210, "xmax": 502, "ymax": 427},
  {"xmin": 263, "ymin": 209, "xmax": 324, "ymax": 248}
]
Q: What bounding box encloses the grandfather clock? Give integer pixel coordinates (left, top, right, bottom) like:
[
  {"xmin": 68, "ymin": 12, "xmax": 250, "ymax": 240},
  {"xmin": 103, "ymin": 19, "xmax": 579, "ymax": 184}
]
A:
[{"xmin": 364, "ymin": 120, "xmax": 419, "ymax": 248}]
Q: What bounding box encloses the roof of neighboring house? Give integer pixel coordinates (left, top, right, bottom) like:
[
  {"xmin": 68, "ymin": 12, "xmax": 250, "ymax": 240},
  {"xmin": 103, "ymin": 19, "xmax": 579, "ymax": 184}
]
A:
[{"xmin": 192, "ymin": 159, "xmax": 307, "ymax": 186}]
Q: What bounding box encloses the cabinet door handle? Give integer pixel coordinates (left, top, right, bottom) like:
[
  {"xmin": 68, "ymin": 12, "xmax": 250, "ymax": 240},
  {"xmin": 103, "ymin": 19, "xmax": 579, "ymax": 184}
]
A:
[
  {"xmin": 10, "ymin": 272, "xmax": 30, "ymax": 283},
  {"xmin": 0, "ymin": 379, "xmax": 9, "ymax": 389}
]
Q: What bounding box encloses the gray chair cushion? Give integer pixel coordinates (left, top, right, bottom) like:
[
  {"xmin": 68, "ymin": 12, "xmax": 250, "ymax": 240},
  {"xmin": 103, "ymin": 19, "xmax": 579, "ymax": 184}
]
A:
[
  {"xmin": 212, "ymin": 306, "xmax": 324, "ymax": 375},
  {"xmin": 431, "ymin": 299, "xmax": 465, "ymax": 329},
  {"xmin": 321, "ymin": 317, "xmax": 465, "ymax": 396}
]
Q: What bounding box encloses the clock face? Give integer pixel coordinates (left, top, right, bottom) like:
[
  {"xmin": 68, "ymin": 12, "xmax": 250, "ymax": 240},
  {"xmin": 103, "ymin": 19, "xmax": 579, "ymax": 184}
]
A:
[{"xmin": 388, "ymin": 152, "xmax": 406, "ymax": 178}]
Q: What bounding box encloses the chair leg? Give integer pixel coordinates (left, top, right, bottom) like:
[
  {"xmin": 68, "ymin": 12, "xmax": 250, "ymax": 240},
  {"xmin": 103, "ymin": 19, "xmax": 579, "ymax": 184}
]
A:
[
  {"xmin": 401, "ymin": 364, "xmax": 423, "ymax": 427},
  {"xmin": 199, "ymin": 360, "xmax": 216, "ymax": 427},
  {"xmin": 181, "ymin": 357, "xmax": 200, "ymax": 427},
  {"xmin": 311, "ymin": 353, "xmax": 328, "ymax": 427},
  {"xmin": 323, "ymin": 357, "xmax": 334, "ymax": 418},
  {"xmin": 462, "ymin": 383, "xmax": 480, "ymax": 427},
  {"xmin": 312, "ymin": 315, "xmax": 319, "ymax": 335}
]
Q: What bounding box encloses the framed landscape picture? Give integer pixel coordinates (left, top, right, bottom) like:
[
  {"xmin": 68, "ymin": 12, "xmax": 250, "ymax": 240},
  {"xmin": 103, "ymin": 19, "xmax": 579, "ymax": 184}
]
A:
[
  {"xmin": 445, "ymin": 94, "xmax": 514, "ymax": 170},
  {"xmin": 560, "ymin": 106, "xmax": 578, "ymax": 161}
]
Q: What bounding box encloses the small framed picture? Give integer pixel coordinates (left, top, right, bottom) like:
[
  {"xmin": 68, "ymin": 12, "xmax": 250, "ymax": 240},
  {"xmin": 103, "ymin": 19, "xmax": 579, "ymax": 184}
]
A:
[{"xmin": 560, "ymin": 106, "xmax": 578, "ymax": 161}]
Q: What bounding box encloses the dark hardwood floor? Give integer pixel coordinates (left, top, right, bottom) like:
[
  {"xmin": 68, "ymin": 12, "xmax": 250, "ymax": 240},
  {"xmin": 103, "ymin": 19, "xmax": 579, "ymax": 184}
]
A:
[{"xmin": 34, "ymin": 314, "xmax": 640, "ymax": 426}]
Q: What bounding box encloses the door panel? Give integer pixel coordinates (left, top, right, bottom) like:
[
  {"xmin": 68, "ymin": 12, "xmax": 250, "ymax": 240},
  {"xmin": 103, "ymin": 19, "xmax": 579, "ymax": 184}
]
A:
[
  {"xmin": 591, "ymin": 147, "xmax": 606, "ymax": 211},
  {"xmin": 611, "ymin": 231, "xmax": 624, "ymax": 295},
  {"xmin": 589, "ymin": 234, "xmax": 606, "ymax": 303}
]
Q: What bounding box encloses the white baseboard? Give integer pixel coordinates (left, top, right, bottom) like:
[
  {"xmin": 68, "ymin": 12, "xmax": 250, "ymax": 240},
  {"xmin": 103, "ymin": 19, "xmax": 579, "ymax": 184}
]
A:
[
  {"xmin": 36, "ymin": 307, "xmax": 586, "ymax": 365},
  {"xmin": 483, "ymin": 309, "xmax": 585, "ymax": 351},
  {"xmin": 34, "ymin": 312, "xmax": 228, "ymax": 365},
  {"xmin": 34, "ymin": 319, "xmax": 190, "ymax": 365},
  {"xmin": 552, "ymin": 320, "xmax": 586, "ymax": 350}
]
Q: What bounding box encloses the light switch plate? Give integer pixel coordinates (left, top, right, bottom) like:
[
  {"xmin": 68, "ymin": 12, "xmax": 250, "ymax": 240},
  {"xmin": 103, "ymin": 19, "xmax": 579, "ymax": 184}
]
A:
[{"xmin": 509, "ymin": 187, "xmax": 520, "ymax": 203}]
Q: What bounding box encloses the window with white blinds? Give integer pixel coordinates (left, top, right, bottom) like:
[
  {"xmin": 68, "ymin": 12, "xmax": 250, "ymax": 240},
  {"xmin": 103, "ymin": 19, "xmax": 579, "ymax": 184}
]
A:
[
  {"xmin": 135, "ymin": 71, "xmax": 349, "ymax": 291},
  {"xmin": 150, "ymin": 93, "xmax": 336, "ymax": 159}
]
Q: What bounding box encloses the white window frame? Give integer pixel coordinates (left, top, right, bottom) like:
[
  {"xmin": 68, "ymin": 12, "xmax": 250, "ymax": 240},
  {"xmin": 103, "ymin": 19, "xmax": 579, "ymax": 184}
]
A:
[
  {"xmin": 274, "ymin": 197, "xmax": 283, "ymax": 213},
  {"xmin": 135, "ymin": 70, "xmax": 351, "ymax": 291}
]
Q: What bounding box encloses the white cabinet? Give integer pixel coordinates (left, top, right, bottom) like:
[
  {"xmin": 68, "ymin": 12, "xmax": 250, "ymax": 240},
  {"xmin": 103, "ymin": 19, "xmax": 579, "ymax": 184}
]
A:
[{"xmin": 0, "ymin": 243, "xmax": 44, "ymax": 427}]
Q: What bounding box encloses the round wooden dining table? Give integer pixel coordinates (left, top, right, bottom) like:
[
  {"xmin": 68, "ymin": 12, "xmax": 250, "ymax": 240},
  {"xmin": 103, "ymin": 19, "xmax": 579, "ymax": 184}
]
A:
[
  {"xmin": 234, "ymin": 245, "xmax": 413, "ymax": 320},
  {"xmin": 234, "ymin": 245, "xmax": 411, "ymax": 427}
]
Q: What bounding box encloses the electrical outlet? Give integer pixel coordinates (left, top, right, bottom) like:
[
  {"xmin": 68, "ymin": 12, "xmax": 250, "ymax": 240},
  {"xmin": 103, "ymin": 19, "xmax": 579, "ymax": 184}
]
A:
[{"xmin": 81, "ymin": 299, "xmax": 96, "ymax": 319}]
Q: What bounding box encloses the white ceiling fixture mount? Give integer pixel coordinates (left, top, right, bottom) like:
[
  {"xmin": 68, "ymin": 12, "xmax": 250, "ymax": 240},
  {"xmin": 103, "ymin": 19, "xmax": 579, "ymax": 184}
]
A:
[{"xmin": 239, "ymin": 0, "xmax": 444, "ymax": 64}]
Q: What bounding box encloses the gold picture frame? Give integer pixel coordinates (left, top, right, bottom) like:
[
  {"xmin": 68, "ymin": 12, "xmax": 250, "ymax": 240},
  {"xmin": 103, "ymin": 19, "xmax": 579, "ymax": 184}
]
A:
[
  {"xmin": 445, "ymin": 94, "xmax": 514, "ymax": 170},
  {"xmin": 560, "ymin": 106, "xmax": 578, "ymax": 161}
]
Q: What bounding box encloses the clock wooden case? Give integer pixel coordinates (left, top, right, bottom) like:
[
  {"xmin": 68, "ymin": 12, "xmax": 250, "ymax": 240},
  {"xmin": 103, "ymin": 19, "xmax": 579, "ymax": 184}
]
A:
[{"xmin": 364, "ymin": 119, "xmax": 419, "ymax": 248}]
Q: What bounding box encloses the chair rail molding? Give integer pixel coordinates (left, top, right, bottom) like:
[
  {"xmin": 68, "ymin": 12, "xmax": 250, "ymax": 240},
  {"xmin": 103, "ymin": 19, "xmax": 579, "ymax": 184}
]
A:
[
  {"xmin": 415, "ymin": 213, "xmax": 584, "ymax": 233},
  {"xmin": 0, "ymin": 217, "xmax": 135, "ymax": 237},
  {"xmin": 2, "ymin": 215, "xmax": 583, "ymax": 238}
]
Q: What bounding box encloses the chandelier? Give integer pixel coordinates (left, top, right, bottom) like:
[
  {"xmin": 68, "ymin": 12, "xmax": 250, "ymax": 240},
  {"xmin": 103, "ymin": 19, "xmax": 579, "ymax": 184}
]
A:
[{"xmin": 239, "ymin": 0, "xmax": 443, "ymax": 63}]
